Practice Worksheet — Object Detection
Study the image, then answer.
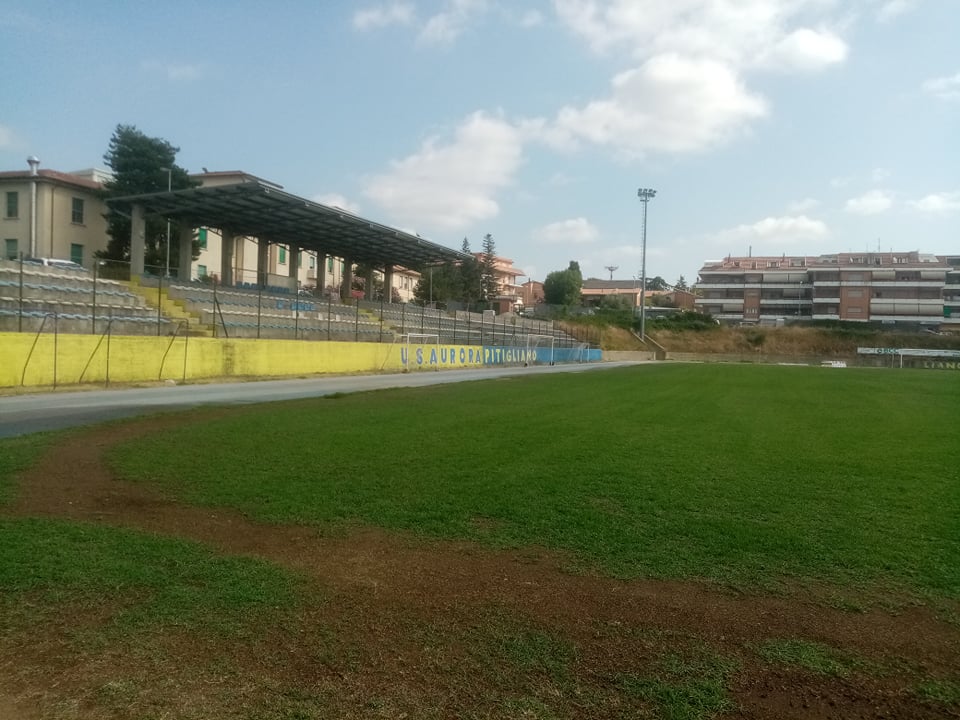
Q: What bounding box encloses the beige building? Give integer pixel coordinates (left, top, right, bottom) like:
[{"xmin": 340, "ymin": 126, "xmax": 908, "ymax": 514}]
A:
[
  {"xmin": 697, "ymin": 251, "xmax": 953, "ymax": 327},
  {"xmin": 472, "ymin": 252, "xmax": 525, "ymax": 310},
  {"xmin": 0, "ymin": 160, "xmax": 110, "ymax": 266},
  {"xmin": 0, "ymin": 162, "xmax": 424, "ymax": 302}
]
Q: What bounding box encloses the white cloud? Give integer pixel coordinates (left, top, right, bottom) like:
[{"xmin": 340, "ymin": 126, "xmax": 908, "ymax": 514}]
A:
[
  {"xmin": 871, "ymin": 167, "xmax": 891, "ymax": 182},
  {"xmin": 353, "ymin": 2, "xmax": 415, "ymax": 31},
  {"xmin": 552, "ymin": 0, "xmax": 849, "ymax": 72},
  {"xmin": 516, "ymin": 9, "xmax": 544, "ymax": 27},
  {"xmin": 0, "ymin": 124, "xmax": 15, "ymax": 149},
  {"xmin": 418, "ymin": 0, "xmax": 489, "ymax": 45},
  {"xmin": 829, "ymin": 176, "xmax": 852, "ymax": 188},
  {"xmin": 787, "ymin": 197, "xmax": 819, "ymax": 213},
  {"xmin": 313, "ymin": 193, "xmax": 361, "ymax": 215},
  {"xmin": 364, "ymin": 111, "xmax": 524, "ymax": 231},
  {"xmin": 922, "ymin": 71, "xmax": 960, "ymax": 102},
  {"xmin": 548, "ymin": 54, "xmax": 767, "ymax": 156},
  {"xmin": 845, "ymin": 189, "xmax": 894, "ymax": 215},
  {"xmin": 534, "ymin": 218, "xmax": 600, "ymax": 245},
  {"xmin": 876, "ymin": 0, "xmax": 919, "ymax": 23},
  {"xmin": 712, "ymin": 215, "xmax": 830, "ymax": 246},
  {"xmin": 909, "ymin": 191, "xmax": 960, "ymax": 215},
  {"xmin": 141, "ymin": 61, "xmax": 202, "ymax": 81},
  {"xmin": 764, "ymin": 27, "xmax": 847, "ymax": 72}
]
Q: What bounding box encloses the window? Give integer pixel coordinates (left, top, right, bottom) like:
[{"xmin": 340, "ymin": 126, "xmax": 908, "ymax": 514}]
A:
[
  {"xmin": 278, "ymin": 247, "xmax": 286, "ymax": 264},
  {"xmin": 4, "ymin": 238, "xmax": 16, "ymax": 260},
  {"xmin": 848, "ymin": 289, "xmax": 863, "ymax": 298},
  {"xmin": 5, "ymin": 192, "xmax": 17, "ymax": 219},
  {"xmin": 70, "ymin": 243, "xmax": 83, "ymax": 266},
  {"xmin": 71, "ymin": 197, "xmax": 84, "ymax": 224},
  {"xmin": 197, "ymin": 264, "xmax": 207, "ymax": 278},
  {"xmin": 327, "ymin": 257, "xmax": 334, "ymax": 272},
  {"xmin": 309, "ymin": 255, "xmax": 315, "ymax": 269},
  {"xmin": 198, "ymin": 228, "xmax": 208, "ymax": 249}
]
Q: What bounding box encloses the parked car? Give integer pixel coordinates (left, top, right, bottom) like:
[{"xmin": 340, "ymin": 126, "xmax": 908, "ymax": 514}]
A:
[{"xmin": 24, "ymin": 257, "xmax": 85, "ymax": 271}]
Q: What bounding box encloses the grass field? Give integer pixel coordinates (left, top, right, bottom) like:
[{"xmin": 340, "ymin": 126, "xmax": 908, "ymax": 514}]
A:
[
  {"xmin": 108, "ymin": 364, "xmax": 960, "ymax": 598},
  {"xmin": 2, "ymin": 362, "xmax": 959, "ymax": 719}
]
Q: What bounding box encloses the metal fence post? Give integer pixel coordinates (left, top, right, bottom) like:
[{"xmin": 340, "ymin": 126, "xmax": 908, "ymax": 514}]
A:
[{"xmin": 91, "ymin": 261, "xmax": 98, "ymax": 334}]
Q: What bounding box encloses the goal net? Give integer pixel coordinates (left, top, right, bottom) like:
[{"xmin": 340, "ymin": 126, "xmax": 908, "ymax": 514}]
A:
[
  {"xmin": 399, "ymin": 333, "xmax": 440, "ymax": 371},
  {"xmin": 524, "ymin": 334, "xmax": 556, "ymax": 366}
]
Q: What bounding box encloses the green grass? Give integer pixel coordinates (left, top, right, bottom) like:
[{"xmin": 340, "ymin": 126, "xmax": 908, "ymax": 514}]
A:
[
  {"xmin": 0, "ymin": 518, "xmax": 304, "ymax": 636},
  {"xmin": 617, "ymin": 650, "xmax": 738, "ymax": 720},
  {"xmin": 0, "ymin": 433, "xmax": 54, "ymax": 506},
  {"xmin": 756, "ymin": 639, "xmax": 861, "ymax": 677},
  {"xmin": 106, "ymin": 364, "xmax": 960, "ymax": 597},
  {"xmin": 915, "ymin": 679, "xmax": 960, "ymax": 706}
]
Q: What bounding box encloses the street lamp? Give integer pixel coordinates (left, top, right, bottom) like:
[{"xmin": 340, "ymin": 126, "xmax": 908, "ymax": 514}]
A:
[
  {"xmin": 160, "ymin": 167, "xmax": 172, "ymax": 277},
  {"xmin": 637, "ymin": 187, "xmax": 657, "ymax": 339}
]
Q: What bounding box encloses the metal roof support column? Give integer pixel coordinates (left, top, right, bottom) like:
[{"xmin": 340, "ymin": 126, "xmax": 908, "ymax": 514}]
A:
[
  {"xmin": 341, "ymin": 258, "xmax": 353, "ymax": 301},
  {"xmin": 257, "ymin": 238, "xmax": 269, "ymax": 288},
  {"xmin": 178, "ymin": 223, "xmax": 193, "ymax": 282},
  {"xmin": 220, "ymin": 230, "xmax": 234, "ymax": 287},
  {"xmin": 288, "ymin": 244, "xmax": 299, "ymax": 286},
  {"xmin": 383, "ymin": 265, "xmax": 394, "ymax": 304},
  {"xmin": 315, "ymin": 252, "xmax": 326, "ymax": 297},
  {"xmin": 365, "ymin": 266, "xmax": 375, "ymax": 301},
  {"xmin": 130, "ymin": 203, "xmax": 145, "ymax": 278}
]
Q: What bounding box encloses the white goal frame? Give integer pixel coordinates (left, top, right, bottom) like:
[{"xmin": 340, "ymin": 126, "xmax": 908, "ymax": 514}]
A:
[
  {"xmin": 524, "ymin": 334, "xmax": 556, "ymax": 366},
  {"xmin": 398, "ymin": 333, "xmax": 441, "ymax": 371}
]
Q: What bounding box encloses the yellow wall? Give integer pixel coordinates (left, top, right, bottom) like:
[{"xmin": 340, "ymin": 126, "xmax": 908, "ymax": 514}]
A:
[{"xmin": 0, "ymin": 333, "xmax": 485, "ymax": 388}]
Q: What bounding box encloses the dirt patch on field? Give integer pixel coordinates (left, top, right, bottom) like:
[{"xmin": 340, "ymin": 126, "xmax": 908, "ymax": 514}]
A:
[{"xmin": 2, "ymin": 413, "xmax": 959, "ymax": 719}]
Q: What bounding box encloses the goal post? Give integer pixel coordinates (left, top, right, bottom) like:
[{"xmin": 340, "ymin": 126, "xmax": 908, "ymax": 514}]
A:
[
  {"xmin": 524, "ymin": 334, "xmax": 556, "ymax": 366},
  {"xmin": 398, "ymin": 333, "xmax": 441, "ymax": 371}
]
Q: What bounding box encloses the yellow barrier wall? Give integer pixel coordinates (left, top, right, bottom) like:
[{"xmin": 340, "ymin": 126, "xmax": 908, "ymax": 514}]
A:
[{"xmin": 0, "ymin": 333, "xmax": 486, "ymax": 388}]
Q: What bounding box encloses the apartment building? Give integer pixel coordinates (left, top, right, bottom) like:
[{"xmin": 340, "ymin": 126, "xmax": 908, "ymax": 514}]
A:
[
  {"xmin": 944, "ymin": 256, "xmax": 960, "ymax": 328},
  {"xmin": 697, "ymin": 251, "xmax": 953, "ymax": 327},
  {"xmin": 0, "ymin": 160, "xmax": 110, "ymax": 267}
]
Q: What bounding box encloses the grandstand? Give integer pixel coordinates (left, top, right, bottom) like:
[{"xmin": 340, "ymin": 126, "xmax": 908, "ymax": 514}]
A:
[
  {"xmin": 0, "ymin": 259, "xmax": 178, "ymax": 335},
  {"xmin": 1, "ymin": 259, "xmax": 588, "ymax": 351}
]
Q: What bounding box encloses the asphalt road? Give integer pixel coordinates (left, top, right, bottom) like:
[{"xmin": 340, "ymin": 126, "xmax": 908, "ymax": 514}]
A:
[{"xmin": 0, "ymin": 361, "xmax": 642, "ymax": 439}]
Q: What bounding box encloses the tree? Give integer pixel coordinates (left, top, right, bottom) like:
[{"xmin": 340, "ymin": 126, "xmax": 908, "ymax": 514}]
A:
[
  {"xmin": 459, "ymin": 237, "xmax": 482, "ymax": 306},
  {"xmin": 413, "ymin": 261, "xmax": 461, "ymax": 305},
  {"xmin": 645, "ymin": 275, "xmax": 669, "ymax": 291},
  {"xmin": 543, "ymin": 261, "xmax": 583, "ymax": 306},
  {"xmin": 480, "ymin": 233, "xmax": 498, "ymax": 302},
  {"xmin": 100, "ymin": 124, "xmax": 198, "ymax": 269},
  {"xmin": 674, "ymin": 275, "xmax": 689, "ymax": 291}
]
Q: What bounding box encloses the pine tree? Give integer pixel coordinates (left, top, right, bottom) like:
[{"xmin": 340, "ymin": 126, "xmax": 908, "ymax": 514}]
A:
[{"xmin": 100, "ymin": 124, "xmax": 198, "ymax": 268}]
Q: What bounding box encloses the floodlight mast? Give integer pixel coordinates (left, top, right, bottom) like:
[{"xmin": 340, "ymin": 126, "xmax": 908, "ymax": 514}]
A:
[{"xmin": 637, "ymin": 187, "xmax": 657, "ymax": 340}]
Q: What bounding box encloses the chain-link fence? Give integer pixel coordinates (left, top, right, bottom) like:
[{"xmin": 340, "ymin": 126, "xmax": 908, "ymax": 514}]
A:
[{"xmin": 0, "ymin": 255, "xmax": 599, "ymax": 348}]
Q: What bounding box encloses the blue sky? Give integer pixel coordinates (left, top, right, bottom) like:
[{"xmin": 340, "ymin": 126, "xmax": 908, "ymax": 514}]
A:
[{"xmin": 2, "ymin": 1, "xmax": 958, "ymax": 285}]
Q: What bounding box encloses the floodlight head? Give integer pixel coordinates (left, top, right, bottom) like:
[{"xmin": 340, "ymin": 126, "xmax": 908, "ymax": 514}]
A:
[{"xmin": 637, "ymin": 187, "xmax": 657, "ymax": 200}]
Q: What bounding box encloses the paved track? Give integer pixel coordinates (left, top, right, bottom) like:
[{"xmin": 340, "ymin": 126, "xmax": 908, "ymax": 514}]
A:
[{"xmin": 0, "ymin": 362, "xmax": 642, "ymax": 438}]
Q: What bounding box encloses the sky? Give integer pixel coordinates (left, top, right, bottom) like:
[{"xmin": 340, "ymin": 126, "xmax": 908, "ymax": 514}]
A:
[{"xmin": 2, "ymin": 1, "xmax": 958, "ymax": 286}]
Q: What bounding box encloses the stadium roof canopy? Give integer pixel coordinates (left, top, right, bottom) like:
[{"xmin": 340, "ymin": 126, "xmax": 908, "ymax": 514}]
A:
[{"xmin": 108, "ymin": 180, "xmax": 467, "ymax": 269}]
